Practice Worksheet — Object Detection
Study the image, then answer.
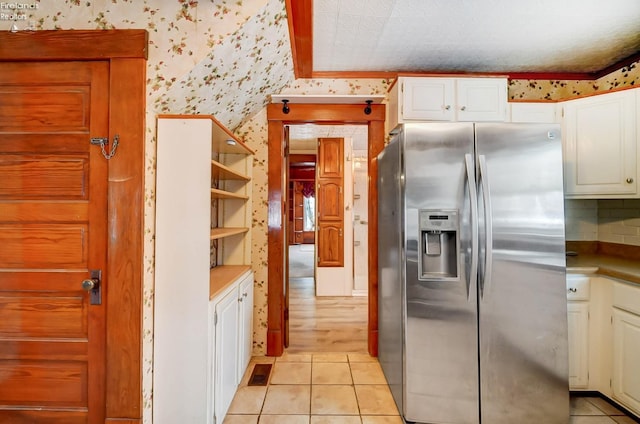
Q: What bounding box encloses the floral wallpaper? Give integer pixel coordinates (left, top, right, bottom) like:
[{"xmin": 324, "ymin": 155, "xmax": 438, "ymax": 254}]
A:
[{"xmin": 1, "ymin": 2, "xmax": 639, "ymax": 423}]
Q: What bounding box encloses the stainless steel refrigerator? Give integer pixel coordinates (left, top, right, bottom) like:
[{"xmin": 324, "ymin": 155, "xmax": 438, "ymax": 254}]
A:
[{"xmin": 378, "ymin": 122, "xmax": 569, "ymax": 424}]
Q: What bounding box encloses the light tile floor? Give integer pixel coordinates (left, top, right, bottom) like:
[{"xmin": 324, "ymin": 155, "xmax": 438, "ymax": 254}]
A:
[
  {"xmin": 225, "ymin": 353, "xmax": 639, "ymax": 424},
  {"xmin": 225, "ymin": 352, "xmax": 402, "ymax": 424}
]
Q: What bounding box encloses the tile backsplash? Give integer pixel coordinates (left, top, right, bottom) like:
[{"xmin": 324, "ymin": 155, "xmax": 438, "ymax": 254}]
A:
[{"xmin": 565, "ymin": 199, "xmax": 640, "ymax": 247}]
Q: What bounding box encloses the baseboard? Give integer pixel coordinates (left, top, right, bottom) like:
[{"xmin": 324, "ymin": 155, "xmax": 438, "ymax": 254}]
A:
[{"xmin": 570, "ymin": 391, "xmax": 640, "ymax": 422}]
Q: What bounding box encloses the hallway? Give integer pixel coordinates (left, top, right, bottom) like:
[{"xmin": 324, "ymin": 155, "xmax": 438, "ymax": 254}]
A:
[{"xmin": 288, "ymin": 245, "xmax": 368, "ymax": 353}]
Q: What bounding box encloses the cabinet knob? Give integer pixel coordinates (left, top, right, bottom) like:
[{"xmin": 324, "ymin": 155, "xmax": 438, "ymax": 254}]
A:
[
  {"xmin": 568, "ymin": 287, "xmax": 577, "ymax": 293},
  {"xmin": 626, "ymin": 177, "xmax": 634, "ymax": 184},
  {"xmin": 444, "ymin": 105, "xmax": 451, "ymax": 110},
  {"xmin": 460, "ymin": 106, "xmax": 467, "ymax": 111}
]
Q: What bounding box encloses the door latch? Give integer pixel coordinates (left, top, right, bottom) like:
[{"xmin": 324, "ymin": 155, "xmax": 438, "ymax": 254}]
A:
[{"xmin": 81, "ymin": 269, "xmax": 102, "ymax": 305}]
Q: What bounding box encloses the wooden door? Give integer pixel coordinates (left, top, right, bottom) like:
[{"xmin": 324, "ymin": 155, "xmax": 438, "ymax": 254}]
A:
[
  {"xmin": 283, "ymin": 126, "xmax": 290, "ymax": 348},
  {"xmin": 0, "ymin": 61, "xmax": 109, "ymax": 423},
  {"xmin": 317, "ymin": 138, "xmax": 344, "ymax": 267}
]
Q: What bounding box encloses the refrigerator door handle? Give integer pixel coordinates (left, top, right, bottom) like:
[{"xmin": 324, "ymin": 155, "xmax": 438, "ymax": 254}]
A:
[
  {"xmin": 478, "ymin": 154, "xmax": 493, "ymax": 299},
  {"xmin": 464, "ymin": 153, "xmax": 478, "ymax": 301}
]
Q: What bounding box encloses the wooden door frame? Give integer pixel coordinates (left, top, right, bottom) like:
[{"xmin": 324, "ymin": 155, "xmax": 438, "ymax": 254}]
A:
[
  {"xmin": 267, "ymin": 103, "xmax": 385, "ymax": 357},
  {"xmin": 0, "ymin": 30, "xmax": 147, "ymax": 422}
]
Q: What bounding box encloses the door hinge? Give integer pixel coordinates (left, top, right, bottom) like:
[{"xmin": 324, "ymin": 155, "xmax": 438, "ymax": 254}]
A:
[
  {"xmin": 213, "ymin": 414, "xmax": 217, "ymax": 424},
  {"xmin": 610, "ymin": 378, "xmax": 612, "ymax": 388},
  {"xmin": 214, "ymin": 311, "xmax": 218, "ymax": 326},
  {"xmin": 284, "ymin": 307, "xmax": 289, "ymax": 321}
]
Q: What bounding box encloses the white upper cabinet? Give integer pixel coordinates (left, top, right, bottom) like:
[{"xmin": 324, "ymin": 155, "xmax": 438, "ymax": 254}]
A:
[
  {"xmin": 388, "ymin": 76, "xmax": 507, "ymax": 129},
  {"xmin": 562, "ymin": 89, "xmax": 638, "ymax": 198},
  {"xmin": 509, "ymin": 102, "xmax": 558, "ymax": 123}
]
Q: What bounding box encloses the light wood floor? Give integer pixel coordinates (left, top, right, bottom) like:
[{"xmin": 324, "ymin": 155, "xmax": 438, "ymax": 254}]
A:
[{"xmin": 287, "ymin": 276, "xmax": 368, "ymax": 353}]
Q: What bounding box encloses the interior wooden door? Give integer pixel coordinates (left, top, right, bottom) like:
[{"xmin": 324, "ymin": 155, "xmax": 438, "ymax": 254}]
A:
[
  {"xmin": 316, "ymin": 138, "xmax": 344, "ymax": 267},
  {"xmin": 0, "ymin": 61, "xmax": 109, "ymax": 423},
  {"xmin": 283, "ymin": 125, "xmax": 290, "ymax": 348}
]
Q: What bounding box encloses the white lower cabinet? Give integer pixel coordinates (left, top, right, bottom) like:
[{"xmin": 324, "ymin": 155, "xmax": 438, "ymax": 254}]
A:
[
  {"xmin": 612, "ymin": 281, "xmax": 640, "ymax": 416},
  {"xmin": 567, "ymin": 302, "xmax": 589, "ymax": 388},
  {"xmin": 238, "ymin": 274, "xmax": 254, "ymax": 380},
  {"xmin": 567, "ymin": 274, "xmax": 590, "ymax": 389},
  {"xmin": 209, "ymin": 271, "xmax": 254, "ymax": 424}
]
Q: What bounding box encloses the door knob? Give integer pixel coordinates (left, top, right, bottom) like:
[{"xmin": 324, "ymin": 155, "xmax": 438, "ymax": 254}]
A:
[
  {"xmin": 82, "ymin": 278, "xmax": 98, "ymax": 291},
  {"xmin": 626, "ymin": 177, "xmax": 634, "ymax": 184},
  {"xmin": 81, "ymin": 269, "xmax": 102, "ymax": 305}
]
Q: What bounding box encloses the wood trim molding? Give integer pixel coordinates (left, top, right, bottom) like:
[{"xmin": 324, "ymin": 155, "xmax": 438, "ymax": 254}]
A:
[
  {"xmin": 0, "ymin": 30, "xmax": 147, "ymax": 421},
  {"xmin": 266, "ymin": 103, "xmax": 385, "ymax": 357},
  {"xmin": 286, "ymin": 0, "xmax": 313, "ymax": 78},
  {"xmin": 0, "ymin": 30, "xmax": 148, "ymax": 60}
]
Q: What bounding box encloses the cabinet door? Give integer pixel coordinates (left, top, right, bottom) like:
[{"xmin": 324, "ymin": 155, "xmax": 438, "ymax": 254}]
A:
[
  {"xmin": 238, "ymin": 273, "xmax": 254, "ymax": 382},
  {"xmin": 401, "ymin": 77, "xmax": 455, "ymax": 121},
  {"xmin": 214, "ymin": 287, "xmax": 240, "ymax": 421},
  {"xmin": 612, "ymin": 308, "xmax": 640, "ymax": 415},
  {"xmin": 510, "ymin": 102, "xmax": 557, "ymax": 123},
  {"xmin": 563, "ymin": 90, "xmax": 637, "ymax": 197},
  {"xmin": 456, "ymin": 78, "xmax": 507, "ymax": 121},
  {"xmin": 567, "ymin": 302, "xmax": 589, "ymax": 389}
]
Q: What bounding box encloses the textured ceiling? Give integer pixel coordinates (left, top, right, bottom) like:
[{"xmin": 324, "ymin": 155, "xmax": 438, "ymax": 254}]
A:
[
  {"xmin": 312, "ymin": 0, "xmax": 640, "ymax": 73},
  {"xmin": 289, "ymin": 124, "xmax": 369, "ymax": 152}
]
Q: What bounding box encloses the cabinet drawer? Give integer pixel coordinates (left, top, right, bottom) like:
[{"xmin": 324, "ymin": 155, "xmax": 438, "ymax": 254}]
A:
[
  {"xmin": 566, "ymin": 274, "xmax": 590, "ymax": 301},
  {"xmin": 613, "ymin": 281, "xmax": 640, "ymax": 315}
]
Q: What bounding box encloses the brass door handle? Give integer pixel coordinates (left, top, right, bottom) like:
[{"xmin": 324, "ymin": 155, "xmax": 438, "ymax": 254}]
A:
[{"xmin": 82, "ymin": 278, "xmax": 98, "ymax": 291}]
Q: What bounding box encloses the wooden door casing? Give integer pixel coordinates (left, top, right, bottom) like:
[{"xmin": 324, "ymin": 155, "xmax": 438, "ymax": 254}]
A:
[
  {"xmin": 266, "ymin": 104, "xmax": 386, "ymax": 357},
  {"xmin": 0, "ymin": 30, "xmax": 147, "ymax": 423}
]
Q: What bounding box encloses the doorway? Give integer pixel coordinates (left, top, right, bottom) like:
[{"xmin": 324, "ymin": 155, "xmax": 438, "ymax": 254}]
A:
[
  {"xmin": 266, "ymin": 102, "xmax": 386, "ymax": 357},
  {"xmin": 286, "ymin": 125, "xmax": 370, "ymax": 352}
]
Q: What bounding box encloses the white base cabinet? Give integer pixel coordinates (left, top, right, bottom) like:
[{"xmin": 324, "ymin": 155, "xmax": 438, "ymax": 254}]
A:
[
  {"xmin": 612, "ymin": 281, "xmax": 640, "ymax": 416},
  {"xmin": 567, "ymin": 302, "xmax": 590, "ymax": 389},
  {"xmin": 211, "ymin": 270, "xmax": 254, "ymax": 423},
  {"xmin": 567, "ymin": 274, "xmax": 590, "ymax": 389}
]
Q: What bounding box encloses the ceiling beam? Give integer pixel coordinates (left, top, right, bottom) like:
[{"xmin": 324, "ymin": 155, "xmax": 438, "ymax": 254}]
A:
[{"xmin": 286, "ymin": 0, "xmax": 313, "ymax": 78}]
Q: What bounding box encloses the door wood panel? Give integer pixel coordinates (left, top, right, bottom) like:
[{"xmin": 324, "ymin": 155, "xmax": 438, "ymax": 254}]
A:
[
  {"xmin": 318, "ymin": 137, "xmax": 343, "ymax": 178},
  {"xmin": 317, "ymin": 138, "xmax": 344, "ymax": 267},
  {"xmin": 0, "ymin": 61, "xmax": 109, "ymax": 423},
  {"xmin": 317, "ymin": 222, "xmax": 344, "ymax": 267},
  {"xmin": 317, "ymin": 181, "xmax": 343, "ymax": 221}
]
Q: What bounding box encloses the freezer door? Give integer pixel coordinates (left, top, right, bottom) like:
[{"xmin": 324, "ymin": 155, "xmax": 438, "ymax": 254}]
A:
[
  {"xmin": 377, "ymin": 134, "xmax": 404, "ymax": 414},
  {"xmin": 403, "ymin": 123, "xmax": 479, "ymax": 424},
  {"xmin": 475, "ymin": 123, "xmax": 569, "ymax": 424}
]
